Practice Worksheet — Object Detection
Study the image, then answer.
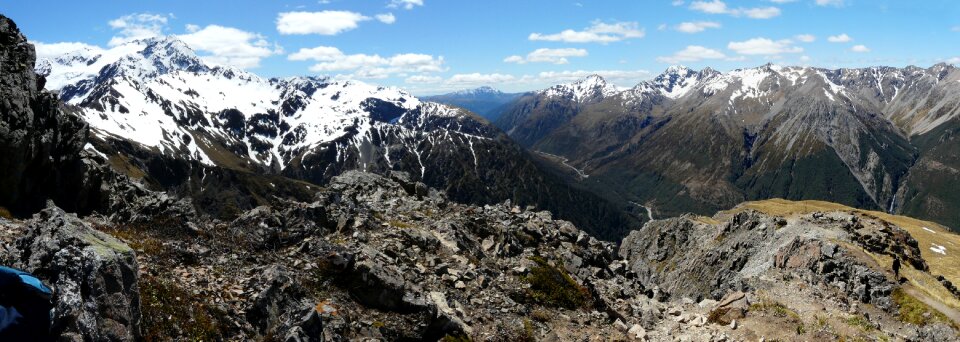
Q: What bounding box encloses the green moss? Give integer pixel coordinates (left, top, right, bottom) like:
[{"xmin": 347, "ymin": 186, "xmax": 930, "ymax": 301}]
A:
[
  {"xmin": 844, "ymin": 315, "xmax": 874, "ymax": 332},
  {"xmin": 140, "ymin": 276, "xmax": 226, "ymax": 341},
  {"xmin": 521, "ymin": 256, "xmax": 591, "ymax": 309},
  {"xmin": 750, "ymin": 299, "xmax": 800, "ymax": 320},
  {"xmin": 892, "ymin": 288, "xmax": 952, "ymax": 327}
]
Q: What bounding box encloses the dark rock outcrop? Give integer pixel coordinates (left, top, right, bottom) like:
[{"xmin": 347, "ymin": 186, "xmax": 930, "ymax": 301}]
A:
[
  {"xmin": 12, "ymin": 205, "xmax": 141, "ymax": 341},
  {"xmin": 0, "ymin": 14, "xmax": 94, "ymax": 217}
]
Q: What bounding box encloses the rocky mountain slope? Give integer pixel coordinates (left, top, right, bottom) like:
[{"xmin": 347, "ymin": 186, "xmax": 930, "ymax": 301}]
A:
[
  {"xmin": 496, "ymin": 65, "xmax": 960, "ymax": 230},
  {"xmin": 36, "ymin": 33, "xmax": 636, "ymax": 240},
  {"xmin": 4, "ymin": 170, "xmax": 960, "ymax": 341},
  {"xmin": 423, "ymin": 86, "xmax": 523, "ymax": 121}
]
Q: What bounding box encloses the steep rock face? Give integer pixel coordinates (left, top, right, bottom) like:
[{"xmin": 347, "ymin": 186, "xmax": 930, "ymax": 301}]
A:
[
  {"xmin": 0, "ymin": 15, "xmax": 93, "ymax": 216},
  {"xmin": 12, "ymin": 205, "xmax": 141, "ymax": 341},
  {"xmin": 497, "ymin": 65, "xmax": 960, "ymax": 230}
]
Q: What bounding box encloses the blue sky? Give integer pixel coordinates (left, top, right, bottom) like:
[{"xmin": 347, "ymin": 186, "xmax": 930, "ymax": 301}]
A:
[{"xmin": 3, "ymin": 0, "xmax": 959, "ymax": 94}]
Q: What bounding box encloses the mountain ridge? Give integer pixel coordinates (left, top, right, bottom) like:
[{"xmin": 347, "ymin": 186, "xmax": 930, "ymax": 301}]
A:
[{"xmin": 497, "ymin": 63, "xmax": 960, "ymax": 231}]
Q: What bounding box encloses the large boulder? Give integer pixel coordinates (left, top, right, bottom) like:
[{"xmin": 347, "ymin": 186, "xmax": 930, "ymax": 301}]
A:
[{"xmin": 13, "ymin": 205, "xmax": 141, "ymax": 341}]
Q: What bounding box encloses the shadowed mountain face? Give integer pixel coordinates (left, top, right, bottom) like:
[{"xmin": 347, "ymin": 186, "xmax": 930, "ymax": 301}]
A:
[
  {"xmin": 36, "ymin": 34, "xmax": 637, "ymax": 240},
  {"xmin": 497, "ymin": 65, "xmax": 960, "ymax": 230}
]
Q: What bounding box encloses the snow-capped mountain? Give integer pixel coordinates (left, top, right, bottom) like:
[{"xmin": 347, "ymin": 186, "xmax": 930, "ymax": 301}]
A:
[
  {"xmin": 539, "ymin": 74, "xmax": 621, "ymax": 103},
  {"xmin": 496, "ymin": 63, "xmax": 960, "ymax": 230},
  {"xmin": 39, "ymin": 36, "xmax": 637, "ymax": 239}
]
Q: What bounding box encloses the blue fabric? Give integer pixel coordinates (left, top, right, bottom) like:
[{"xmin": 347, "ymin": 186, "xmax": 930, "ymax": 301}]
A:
[
  {"xmin": 0, "ymin": 266, "xmax": 51, "ymax": 295},
  {"xmin": 0, "ymin": 305, "xmax": 22, "ymax": 331}
]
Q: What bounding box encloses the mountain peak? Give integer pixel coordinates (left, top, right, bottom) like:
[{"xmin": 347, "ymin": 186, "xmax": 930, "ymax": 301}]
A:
[{"xmin": 452, "ymin": 86, "xmax": 503, "ymax": 96}]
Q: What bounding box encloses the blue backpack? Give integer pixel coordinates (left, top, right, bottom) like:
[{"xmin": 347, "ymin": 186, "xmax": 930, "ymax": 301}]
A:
[{"xmin": 0, "ymin": 266, "xmax": 53, "ymax": 339}]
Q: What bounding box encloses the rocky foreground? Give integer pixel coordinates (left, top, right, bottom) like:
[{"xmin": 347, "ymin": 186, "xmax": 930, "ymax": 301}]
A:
[{"xmin": 2, "ymin": 170, "xmax": 959, "ymax": 341}]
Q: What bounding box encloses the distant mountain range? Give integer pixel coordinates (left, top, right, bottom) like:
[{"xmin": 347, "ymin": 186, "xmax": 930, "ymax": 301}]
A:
[
  {"xmin": 423, "ymin": 86, "xmax": 524, "ymax": 121},
  {"xmin": 496, "ymin": 64, "xmax": 960, "ymax": 231},
  {"xmin": 36, "ymin": 36, "xmax": 637, "ymax": 239}
]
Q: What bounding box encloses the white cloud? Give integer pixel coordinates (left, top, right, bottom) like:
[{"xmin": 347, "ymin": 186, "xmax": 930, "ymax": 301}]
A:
[
  {"xmin": 276, "ymin": 11, "xmax": 370, "ymax": 35},
  {"xmin": 405, "ymin": 75, "xmax": 443, "ymax": 84},
  {"xmin": 388, "ymin": 0, "xmax": 423, "ymax": 10},
  {"xmin": 795, "ymin": 34, "xmax": 816, "ymax": 43},
  {"xmin": 447, "ymin": 73, "xmax": 516, "ymax": 85},
  {"xmin": 689, "ymin": 1, "xmax": 781, "ymax": 19},
  {"xmin": 952, "ymin": 26, "xmax": 960, "ymax": 32},
  {"xmin": 107, "ymin": 13, "xmax": 170, "ymax": 46},
  {"xmin": 375, "ymin": 13, "xmax": 396, "ymax": 24},
  {"xmin": 827, "ymin": 33, "xmax": 852, "ymax": 43},
  {"xmin": 656, "ymin": 45, "xmax": 726, "ymax": 64},
  {"xmin": 178, "ymin": 25, "xmax": 279, "ymax": 68},
  {"xmin": 728, "ymin": 38, "xmax": 803, "ymax": 55},
  {"xmin": 528, "ymin": 21, "xmax": 644, "ymax": 44},
  {"xmin": 531, "ymin": 69, "xmax": 651, "ymax": 85},
  {"xmin": 815, "ymin": 0, "xmax": 844, "ymax": 6},
  {"xmin": 768, "ymin": 0, "xmax": 797, "ymax": 3},
  {"xmin": 672, "ymin": 0, "xmax": 685, "ymax": 6},
  {"xmin": 742, "ymin": 7, "xmax": 781, "ymax": 19},
  {"xmin": 504, "ymin": 48, "xmax": 588, "ymax": 65},
  {"xmin": 690, "ymin": 0, "xmax": 729, "ymax": 13},
  {"xmin": 946, "ymin": 57, "xmax": 960, "ymax": 65},
  {"xmin": 674, "ymin": 21, "xmax": 721, "ymax": 33},
  {"xmin": 850, "ymin": 44, "xmax": 870, "ymax": 53},
  {"xmin": 288, "ymin": 46, "xmax": 444, "ymax": 79},
  {"xmin": 288, "ymin": 46, "xmax": 344, "ymax": 61},
  {"xmin": 34, "ymin": 42, "xmax": 103, "ymax": 60}
]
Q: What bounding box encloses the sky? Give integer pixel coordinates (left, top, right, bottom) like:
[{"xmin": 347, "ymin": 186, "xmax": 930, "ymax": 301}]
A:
[{"xmin": 3, "ymin": 0, "xmax": 959, "ymax": 95}]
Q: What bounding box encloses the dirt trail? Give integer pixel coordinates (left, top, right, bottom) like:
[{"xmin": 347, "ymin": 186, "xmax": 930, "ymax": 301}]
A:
[{"xmin": 904, "ymin": 286, "xmax": 960, "ymax": 325}]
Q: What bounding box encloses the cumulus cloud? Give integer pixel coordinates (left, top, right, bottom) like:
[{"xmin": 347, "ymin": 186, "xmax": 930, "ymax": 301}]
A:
[
  {"xmin": 656, "ymin": 45, "xmax": 726, "ymax": 64},
  {"xmin": 447, "ymin": 73, "xmax": 516, "ymax": 85},
  {"xmin": 405, "ymin": 75, "xmax": 443, "ymax": 84},
  {"xmin": 795, "ymin": 34, "xmax": 815, "ymax": 43},
  {"xmin": 827, "ymin": 33, "xmax": 852, "ymax": 42},
  {"xmin": 728, "ymin": 38, "xmax": 803, "ymax": 55},
  {"xmin": 276, "ymin": 11, "xmax": 370, "ymax": 35},
  {"xmin": 528, "ymin": 21, "xmax": 644, "ymax": 44},
  {"xmin": 388, "ymin": 0, "xmax": 424, "ymax": 10},
  {"xmin": 815, "ymin": 0, "xmax": 844, "ymax": 6},
  {"xmin": 531, "ymin": 69, "xmax": 651, "ymax": 85},
  {"xmin": 376, "ymin": 13, "xmax": 396, "ymax": 24},
  {"xmin": 951, "ymin": 26, "xmax": 960, "ymax": 32},
  {"xmin": 504, "ymin": 48, "xmax": 588, "ymax": 65},
  {"xmin": 107, "ymin": 13, "xmax": 171, "ymax": 46},
  {"xmin": 850, "ymin": 44, "xmax": 870, "ymax": 53},
  {"xmin": 34, "ymin": 42, "xmax": 103, "ymax": 60},
  {"xmin": 288, "ymin": 46, "xmax": 444, "ymax": 79},
  {"xmin": 178, "ymin": 25, "xmax": 279, "ymax": 68},
  {"xmin": 689, "ymin": 1, "xmax": 781, "ymax": 19},
  {"xmin": 674, "ymin": 21, "xmax": 721, "ymax": 33}
]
